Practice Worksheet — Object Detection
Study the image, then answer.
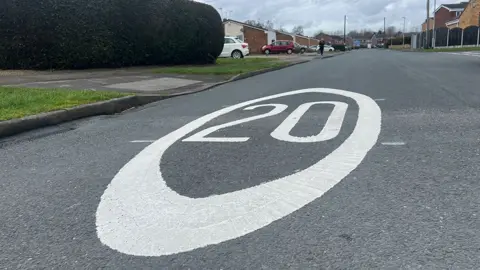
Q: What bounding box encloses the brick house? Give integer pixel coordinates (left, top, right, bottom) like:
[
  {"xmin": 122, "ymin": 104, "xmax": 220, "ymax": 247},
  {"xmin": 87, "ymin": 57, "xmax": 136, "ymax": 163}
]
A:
[
  {"xmin": 434, "ymin": 2, "xmax": 470, "ymax": 28},
  {"xmin": 294, "ymin": 34, "xmax": 310, "ymax": 46},
  {"xmin": 422, "ymin": 17, "xmax": 434, "ymax": 31},
  {"xmin": 223, "ymin": 19, "xmax": 272, "ymax": 54},
  {"xmin": 309, "ymin": 37, "xmax": 320, "ymax": 46},
  {"xmin": 315, "ymin": 34, "xmax": 345, "ymax": 45},
  {"xmin": 458, "ymin": 0, "xmax": 480, "ymax": 28},
  {"xmin": 275, "ymin": 30, "xmax": 294, "ymax": 41}
]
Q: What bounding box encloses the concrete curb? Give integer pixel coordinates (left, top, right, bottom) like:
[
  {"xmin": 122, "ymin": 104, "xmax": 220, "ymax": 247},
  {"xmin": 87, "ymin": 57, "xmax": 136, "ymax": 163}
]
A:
[
  {"xmin": 0, "ymin": 59, "xmax": 314, "ymax": 138},
  {"xmin": 0, "ymin": 95, "xmax": 167, "ymax": 138},
  {"xmin": 313, "ymin": 52, "xmax": 345, "ymax": 59}
]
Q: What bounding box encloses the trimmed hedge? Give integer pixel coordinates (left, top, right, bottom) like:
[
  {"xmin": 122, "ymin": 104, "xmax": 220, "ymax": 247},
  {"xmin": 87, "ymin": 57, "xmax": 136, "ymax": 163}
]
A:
[
  {"xmin": 331, "ymin": 45, "xmax": 346, "ymax": 51},
  {"xmin": 0, "ymin": 0, "xmax": 224, "ymax": 69}
]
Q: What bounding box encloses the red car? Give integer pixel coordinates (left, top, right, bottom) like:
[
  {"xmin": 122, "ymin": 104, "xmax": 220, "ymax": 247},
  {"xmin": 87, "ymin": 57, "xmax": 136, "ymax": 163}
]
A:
[{"xmin": 261, "ymin": 40, "xmax": 305, "ymax": 55}]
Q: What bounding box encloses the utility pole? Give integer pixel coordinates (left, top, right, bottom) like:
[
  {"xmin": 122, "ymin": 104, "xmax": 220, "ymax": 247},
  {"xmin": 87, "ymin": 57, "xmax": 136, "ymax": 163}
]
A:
[
  {"xmin": 402, "ymin": 17, "xmax": 406, "ymax": 48},
  {"xmin": 344, "ymin": 15, "xmax": 347, "ymax": 45},
  {"xmin": 432, "ymin": 0, "xmax": 436, "ymax": 48},
  {"xmin": 384, "ymin": 17, "xmax": 386, "ymax": 47},
  {"xmin": 426, "ymin": 0, "xmax": 430, "ymax": 49}
]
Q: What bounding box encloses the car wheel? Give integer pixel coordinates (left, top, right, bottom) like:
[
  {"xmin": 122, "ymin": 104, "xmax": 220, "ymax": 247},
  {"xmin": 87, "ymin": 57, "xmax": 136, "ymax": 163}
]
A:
[
  {"xmin": 287, "ymin": 49, "xmax": 293, "ymax": 54},
  {"xmin": 264, "ymin": 49, "xmax": 270, "ymax": 55},
  {"xmin": 231, "ymin": 50, "xmax": 243, "ymax": 59},
  {"xmin": 300, "ymin": 48, "xmax": 305, "ymax": 54}
]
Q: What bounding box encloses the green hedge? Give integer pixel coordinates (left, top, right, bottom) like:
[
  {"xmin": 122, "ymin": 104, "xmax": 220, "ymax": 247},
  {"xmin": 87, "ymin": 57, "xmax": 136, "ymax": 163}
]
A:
[
  {"xmin": 386, "ymin": 36, "xmax": 412, "ymax": 46},
  {"xmin": 0, "ymin": 0, "xmax": 224, "ymax": 69},
  {"xmin": 331, "ymin": 45, "xmax": 346, "ymax": 51}
]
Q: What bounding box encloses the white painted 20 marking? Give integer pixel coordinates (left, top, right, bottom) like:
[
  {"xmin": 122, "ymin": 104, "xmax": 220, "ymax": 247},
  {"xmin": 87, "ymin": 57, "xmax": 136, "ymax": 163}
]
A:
[
  {"xmin": 183, "ymin": 101, "xmax": 348, "ymax": 143},
  {"xmin": 96, "ymin": 88, "xmax": 381, "ymax": 257}
]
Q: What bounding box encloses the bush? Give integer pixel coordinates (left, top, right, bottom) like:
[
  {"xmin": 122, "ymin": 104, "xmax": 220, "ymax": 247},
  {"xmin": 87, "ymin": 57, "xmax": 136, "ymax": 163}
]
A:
[
  {"xmin": 386, "ymin": 36, "xmax": 411, "ymax": 46},
  {"xmin": 0, "ymin": 0, "xmax": 224, "ymax": 69},
  {"xmin": 331, "ymin": 44, "xmax": 346, "ymax": 51}
]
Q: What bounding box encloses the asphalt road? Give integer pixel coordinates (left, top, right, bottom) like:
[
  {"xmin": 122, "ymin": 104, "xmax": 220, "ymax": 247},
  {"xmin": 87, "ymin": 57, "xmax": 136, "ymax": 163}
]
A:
[{"xmin": 2, "ymin": 50, "xmax": 480, "ymax": 269}]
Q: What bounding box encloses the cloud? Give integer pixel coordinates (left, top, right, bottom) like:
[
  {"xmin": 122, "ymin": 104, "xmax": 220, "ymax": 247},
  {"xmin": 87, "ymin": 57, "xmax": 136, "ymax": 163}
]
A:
[{"xmin": 198, "ymin": 0, "xmax": 466, "ymax": 35}]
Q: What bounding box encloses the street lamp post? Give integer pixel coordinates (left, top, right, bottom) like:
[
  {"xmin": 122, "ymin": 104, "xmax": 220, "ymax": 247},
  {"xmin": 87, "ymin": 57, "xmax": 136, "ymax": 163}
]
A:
[
  {"xmin": 432, "ymin": 0, "xmax": 436, "ymax": 48},
  {"xmin": 426, "ymin": 0, "xmax": 430, "ymax": 49},
  {"xmin": 402, "ymin": 17, "xmax": 406, "ymax": 47},
  {"xmin": 384, "ymin": 17, "xmax": 386, "ymax": 47}
]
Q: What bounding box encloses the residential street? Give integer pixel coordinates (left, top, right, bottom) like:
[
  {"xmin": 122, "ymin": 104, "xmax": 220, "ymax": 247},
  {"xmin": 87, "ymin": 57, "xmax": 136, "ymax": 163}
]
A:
[{"xmin": 2, "ymin": 50, "xmax": 480, "ymax": 269}]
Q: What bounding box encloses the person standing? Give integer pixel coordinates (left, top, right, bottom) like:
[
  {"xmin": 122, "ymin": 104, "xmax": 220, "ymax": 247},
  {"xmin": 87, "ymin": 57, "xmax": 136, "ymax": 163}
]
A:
[{"xmin": 319, "ymin": 39, "xmax": 325, "ymax": 56}]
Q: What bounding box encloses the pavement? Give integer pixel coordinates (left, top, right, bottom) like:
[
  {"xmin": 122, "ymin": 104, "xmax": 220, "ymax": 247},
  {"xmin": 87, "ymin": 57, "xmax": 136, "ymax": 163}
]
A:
[
  {"xmin": 438, "ymin": 51, "xmax": 480, "ymax": 58},
  {"xmin": 0, "ymin": 54, "xmax": 321, "ymax": 95},
  {"xmin": 2, "ymin": 50, "xmax": 480, "ymax": 269}
]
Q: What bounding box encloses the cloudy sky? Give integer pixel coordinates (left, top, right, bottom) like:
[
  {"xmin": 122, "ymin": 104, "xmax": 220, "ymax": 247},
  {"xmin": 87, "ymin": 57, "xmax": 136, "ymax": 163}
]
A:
[{"xmin": 198, "ymin": 0, "xmax": 466, "ymax": 35}]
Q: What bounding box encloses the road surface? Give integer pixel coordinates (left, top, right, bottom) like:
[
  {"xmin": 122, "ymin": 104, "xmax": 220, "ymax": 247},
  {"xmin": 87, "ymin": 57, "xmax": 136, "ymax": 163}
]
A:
[{"xmin": 2, "ymin": 50, "xmax": 480, "ymax": 269}]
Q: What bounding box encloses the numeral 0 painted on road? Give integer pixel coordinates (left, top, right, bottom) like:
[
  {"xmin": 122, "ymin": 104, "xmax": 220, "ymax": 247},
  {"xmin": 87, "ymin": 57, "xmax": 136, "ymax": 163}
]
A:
[
  {"xmin": 96, "ymin": 88, "xmax": 381, "ymax": 257},
  {"xmin": 183, "ymin": 101, "xmax": 348, "ymax": 143}
]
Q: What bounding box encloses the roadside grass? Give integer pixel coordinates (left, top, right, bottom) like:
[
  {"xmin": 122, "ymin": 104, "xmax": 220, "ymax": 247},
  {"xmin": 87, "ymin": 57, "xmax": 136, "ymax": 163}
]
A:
[
  {"xmin": 0, "ymin": 87, "xmax": 130, "ymax": 121},
  {"xmin": 421, "ymin": 46, "xmax": 480, "ymax": 52},
  {"xmin": 151, "ymin": 57, "xmax": 289, "ymax": 75},
  {"xmin": 389, "ymin": 45, "xmax": 411, "ymax": 50}
]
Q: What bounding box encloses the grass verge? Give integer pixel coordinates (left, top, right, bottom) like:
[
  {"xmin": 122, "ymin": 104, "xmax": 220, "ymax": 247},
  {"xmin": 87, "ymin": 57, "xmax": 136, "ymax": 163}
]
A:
[
  {"xmin": 0, "ymin": 87, "xmax": 130, "ymax": 121},
  {"xmin": 151, "ymin": 58, "xmax": 289, "ymax": 75}
]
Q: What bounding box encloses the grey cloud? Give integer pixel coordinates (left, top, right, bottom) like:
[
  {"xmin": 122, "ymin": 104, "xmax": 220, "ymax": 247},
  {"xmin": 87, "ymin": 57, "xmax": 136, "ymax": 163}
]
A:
[{"xmin": 201, "ymin": 0, "xmax": 465, "ymax": 35}]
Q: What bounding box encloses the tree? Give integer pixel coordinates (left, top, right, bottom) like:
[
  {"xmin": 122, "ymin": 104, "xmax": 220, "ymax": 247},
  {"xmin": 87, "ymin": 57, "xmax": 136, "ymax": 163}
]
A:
[
  {"xmin": 291, "ymin": 25, "xmax": 304, "ymax": 35},
  {"xmin": 386, "ymin": 26, "xmax": 396, "ymax": 36},
  {"xmin": 264, "ymin": 20, "xmax": 274, "ymax": 29},
  {"xmin": 244, "ymin": 20, "xmax": 264, "ymax": 28},
  {"xmin": 313, "ymin": 30, "xmax": 325, "ymax": 37},
  {"xmin": 331, "ymin": 30, "xmax": 343, "ymax": 36},
  {"xmin": 348, "ymin": 30, "xmax": 359, "ymax": 36}
]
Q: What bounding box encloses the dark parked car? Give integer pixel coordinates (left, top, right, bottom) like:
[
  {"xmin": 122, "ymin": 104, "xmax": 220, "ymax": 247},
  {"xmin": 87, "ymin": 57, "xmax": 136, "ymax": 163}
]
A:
[{"xmin": 261, "ymin": 40, "xmax": 306, "ymax": 55}]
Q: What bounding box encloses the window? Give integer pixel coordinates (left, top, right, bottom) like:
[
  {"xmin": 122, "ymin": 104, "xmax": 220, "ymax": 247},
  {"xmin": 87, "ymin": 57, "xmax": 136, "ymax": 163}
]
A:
[
  {"xmin": 455, "ymin": 11, "xmax": 462, "ymax": 17},
  {"xmin": 224, "ymin": 38, "xmax": 235, "ymax": 44}
]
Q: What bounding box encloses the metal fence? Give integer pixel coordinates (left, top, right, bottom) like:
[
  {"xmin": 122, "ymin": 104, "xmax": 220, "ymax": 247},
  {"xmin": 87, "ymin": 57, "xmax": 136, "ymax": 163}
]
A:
[{"xmin": 411, "ymin": 26, "xmax": 480, "ymax": 49}]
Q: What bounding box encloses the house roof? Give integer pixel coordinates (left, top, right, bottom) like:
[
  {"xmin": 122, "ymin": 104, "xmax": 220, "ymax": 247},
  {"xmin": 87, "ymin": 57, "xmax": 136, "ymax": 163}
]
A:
[
  {"xmin": 223, "ymin": 19, "xmax": 321, "ymax": 40},
  {"xmin": 275, "ymin": 30, "xmax": 294, "ymax": 36},
  {"xmin": 435, "ymin": 2, "xmax": 469, "ymax": 12},
  {"xmin": 223, "ymin": 19, "xmax": 267, "ymax": 32}
]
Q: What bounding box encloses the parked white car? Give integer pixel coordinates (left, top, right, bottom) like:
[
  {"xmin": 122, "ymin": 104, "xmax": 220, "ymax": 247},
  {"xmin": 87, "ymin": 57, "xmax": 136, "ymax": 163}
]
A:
[
  {"xmin": 220, "ymin": 36, "xmax": 249, "ymax": 59},
  {"xmin": 309, "ymin": 45, "xmax": 335, "ymax": 52},
  {"xmin": 324, "ymin": 45, "xmax": 335, "ymax": 51}
]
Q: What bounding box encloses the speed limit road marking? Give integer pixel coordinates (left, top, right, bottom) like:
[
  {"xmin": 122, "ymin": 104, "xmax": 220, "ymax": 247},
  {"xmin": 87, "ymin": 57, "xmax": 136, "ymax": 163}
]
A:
[{"xmin": 96, "ymin": 88, "xmax": 382, "ymax": 256}]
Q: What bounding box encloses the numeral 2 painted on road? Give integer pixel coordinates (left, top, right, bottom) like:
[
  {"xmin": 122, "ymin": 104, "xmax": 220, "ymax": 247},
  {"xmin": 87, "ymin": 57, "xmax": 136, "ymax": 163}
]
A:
[{"xmin": 182, "ymin": 101, "xmax": 348, "ymax": 143}]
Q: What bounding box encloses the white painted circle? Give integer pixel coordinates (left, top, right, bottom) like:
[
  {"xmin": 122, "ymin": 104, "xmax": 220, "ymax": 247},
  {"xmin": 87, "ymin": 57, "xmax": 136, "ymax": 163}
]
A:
[{"xmin": 96, "ymin": 88, "xmax": 382, "ymax": 256}]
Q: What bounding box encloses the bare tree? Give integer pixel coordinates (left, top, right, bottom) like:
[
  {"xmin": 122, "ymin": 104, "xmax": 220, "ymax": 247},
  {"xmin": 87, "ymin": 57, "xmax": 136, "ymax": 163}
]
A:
[
  {"xmin": 264, "ymin": 20, "xmax": 274, "ymax": 30},
  {"xmin": 313, "ymin": 30, "xmax": 324, "ymax": 38},
  {"xmin": 348, "ymin": 30, "xmax": 359, "ymax": 36},
  {"xmin": 291, "ymin": 25, "xmax": 304, "ymax": 35},
  {"xmin": 331, "ymin": 30, "xmax": 343, "ymax": 36},
  {"xmin": 386, "ymin": 26, "xmax": 396, "ymax": 36},
  {"xmin": 244, "ymin": 20, "xmax": 264, "ymax": 28}
]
